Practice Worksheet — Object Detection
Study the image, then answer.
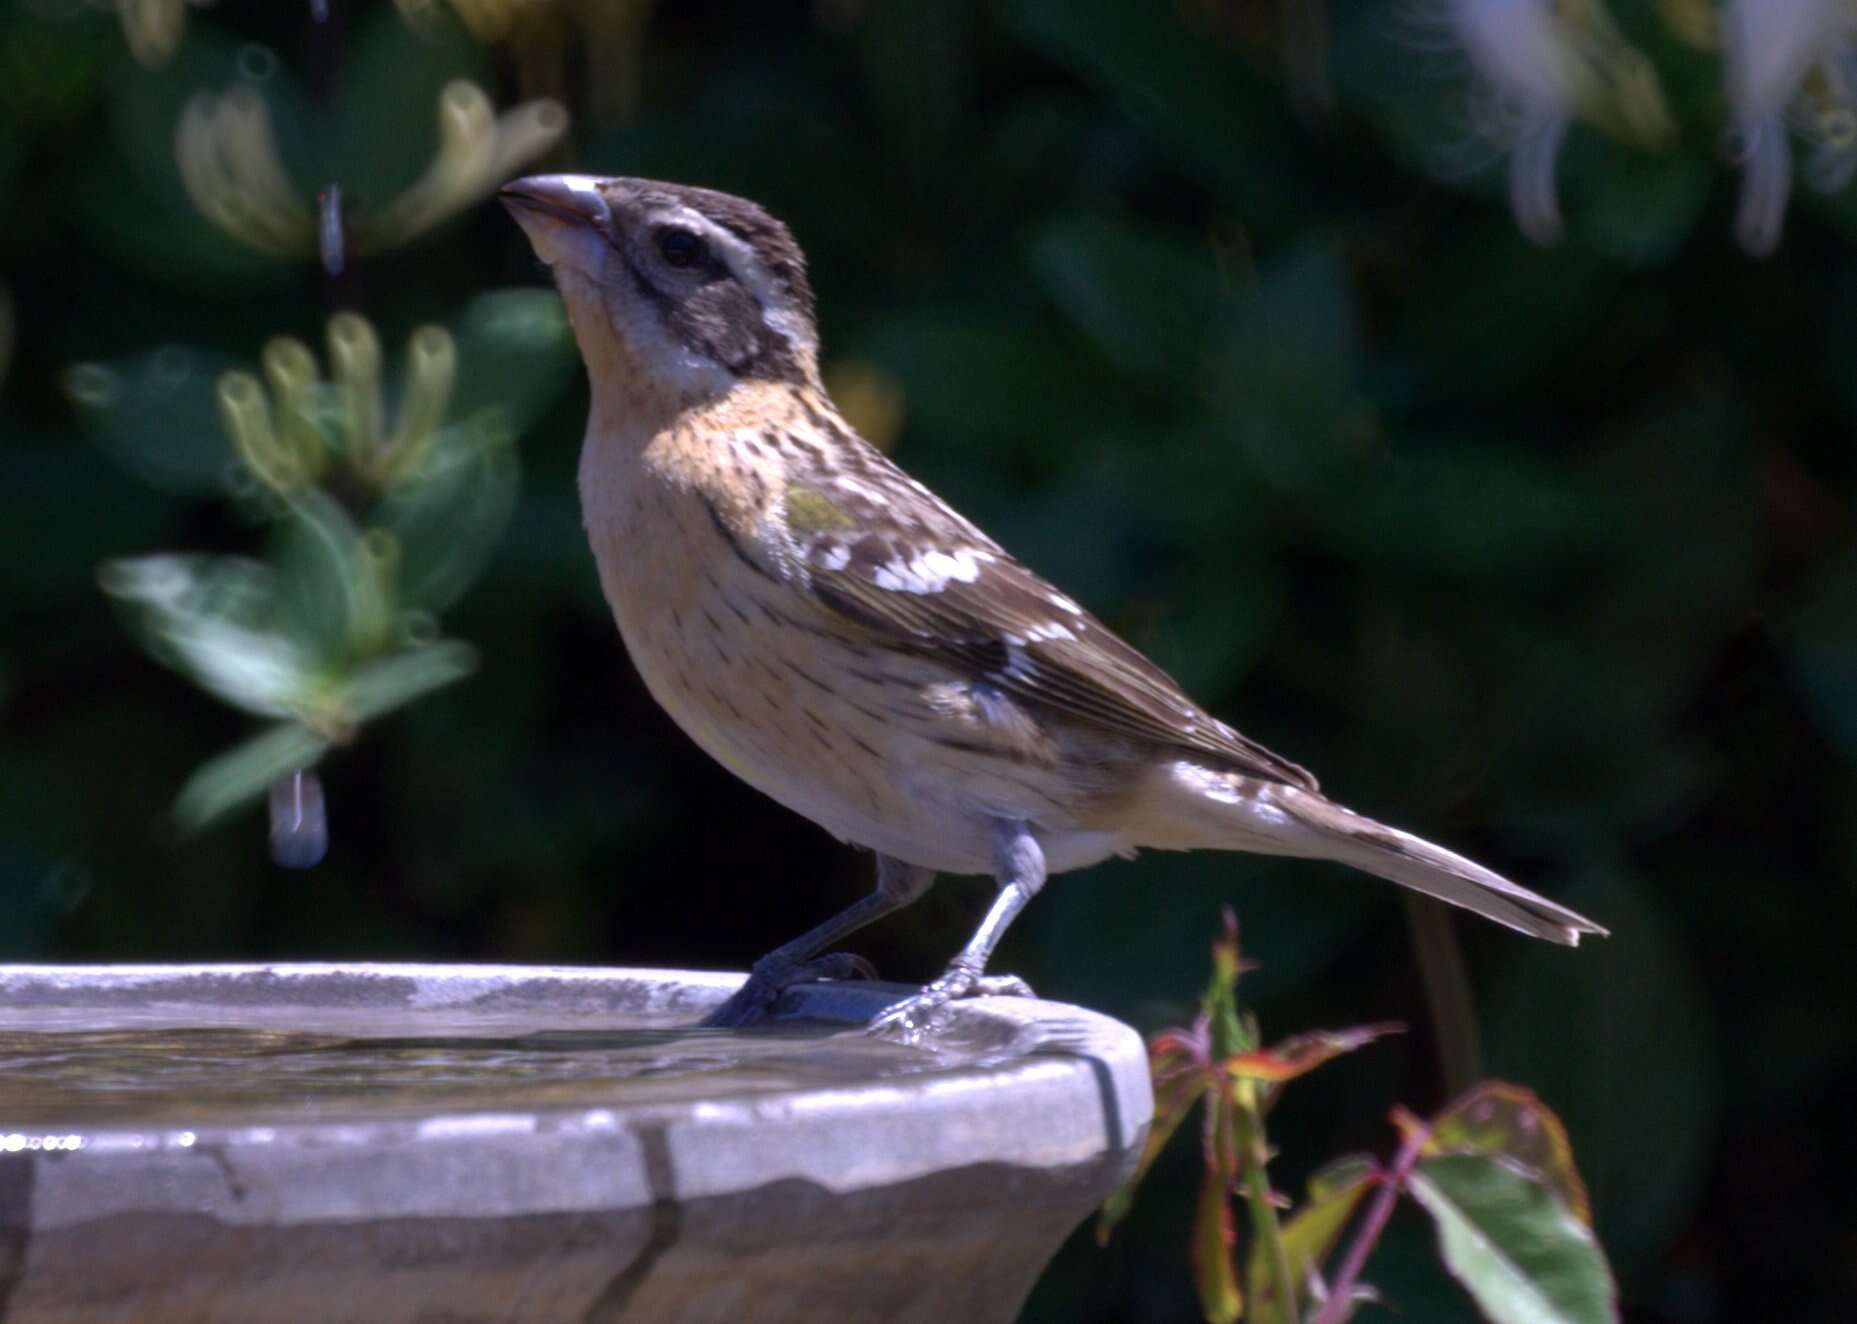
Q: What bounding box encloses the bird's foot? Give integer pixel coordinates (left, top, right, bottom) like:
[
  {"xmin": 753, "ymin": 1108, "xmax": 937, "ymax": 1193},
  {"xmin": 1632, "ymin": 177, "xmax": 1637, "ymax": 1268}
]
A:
[
  {"xmin": 701, "ymin": 951, "xmax": 877, "ymax": 1028},
  {"xmin": 865, "ymin": 962, "xmax": 1035, "ymax": 1040}
]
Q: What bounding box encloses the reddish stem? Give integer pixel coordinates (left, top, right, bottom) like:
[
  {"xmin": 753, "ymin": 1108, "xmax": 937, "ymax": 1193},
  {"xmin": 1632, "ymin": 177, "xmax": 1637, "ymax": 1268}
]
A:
[{"xmin": 1310, "ymin": 1119, "xmax": 1432, "ymax": 1324}]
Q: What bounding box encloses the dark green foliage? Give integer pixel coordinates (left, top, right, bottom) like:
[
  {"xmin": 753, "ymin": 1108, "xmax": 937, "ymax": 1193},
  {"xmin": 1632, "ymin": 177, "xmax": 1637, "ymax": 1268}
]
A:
[{"xmin": 2, "ymin": 1, "xmax": 1855, "ymax": 1319}]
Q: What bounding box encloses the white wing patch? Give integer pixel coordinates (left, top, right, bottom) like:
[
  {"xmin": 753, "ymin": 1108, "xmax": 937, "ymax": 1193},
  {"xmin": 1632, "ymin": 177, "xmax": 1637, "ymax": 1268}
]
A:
[
  {"xmin": 1005, "ymin": 619, "xmax": 1078, "ymax": 644},
  {"xmin": 870, "ymin": 547, "xmax": 994, "ymax": 594},
  {"xmin": 831, "ymin": 474, "xmax": 891, "ymax": 505}
]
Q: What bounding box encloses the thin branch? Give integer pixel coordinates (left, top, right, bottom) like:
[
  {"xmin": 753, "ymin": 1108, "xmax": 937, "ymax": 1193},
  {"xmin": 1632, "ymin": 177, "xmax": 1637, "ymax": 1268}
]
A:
[{"xmin": 1311, "ymin": 1118, "xmax": 1431, "ymax": 1324}]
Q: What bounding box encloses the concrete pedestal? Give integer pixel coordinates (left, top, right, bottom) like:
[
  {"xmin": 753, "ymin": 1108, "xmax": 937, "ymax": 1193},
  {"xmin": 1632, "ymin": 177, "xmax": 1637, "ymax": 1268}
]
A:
[{"xmin": 0, "ymin": 964, "xmax": 1151, "ymax": 1323}]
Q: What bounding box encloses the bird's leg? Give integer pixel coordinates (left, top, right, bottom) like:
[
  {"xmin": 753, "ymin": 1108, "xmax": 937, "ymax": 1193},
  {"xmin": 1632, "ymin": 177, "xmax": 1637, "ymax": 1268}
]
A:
[
  {"xmin": 868, "ymin": 820, "xmax": 1044, "ymax": 1037},
  {"xmin": 701, "ymin": 854, "xmax": 935, "ymax": 1028}
]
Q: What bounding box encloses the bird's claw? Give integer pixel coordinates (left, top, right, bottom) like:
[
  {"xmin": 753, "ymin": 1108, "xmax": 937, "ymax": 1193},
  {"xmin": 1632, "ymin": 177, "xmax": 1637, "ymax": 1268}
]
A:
[
  {"xmin": 865, "ymin": 965, "xmax": 1035, "ymax": 1040},
  {"xmin": 701, "ymin": 950, "xmax": 878, "ymax": 1028}
]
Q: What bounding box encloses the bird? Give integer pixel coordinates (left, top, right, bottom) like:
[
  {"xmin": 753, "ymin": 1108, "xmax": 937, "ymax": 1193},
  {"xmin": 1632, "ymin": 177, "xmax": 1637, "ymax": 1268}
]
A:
[{"xmin": 499, "ymin": 173, "xmax": 1606, "ymax": 1033}]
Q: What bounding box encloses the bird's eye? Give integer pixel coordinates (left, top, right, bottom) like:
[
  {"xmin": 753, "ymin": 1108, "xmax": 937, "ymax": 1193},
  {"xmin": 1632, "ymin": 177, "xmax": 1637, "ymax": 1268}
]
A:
[{"xmin": 655, "ymin": 226, "xmax": 707, "ymax": 269}]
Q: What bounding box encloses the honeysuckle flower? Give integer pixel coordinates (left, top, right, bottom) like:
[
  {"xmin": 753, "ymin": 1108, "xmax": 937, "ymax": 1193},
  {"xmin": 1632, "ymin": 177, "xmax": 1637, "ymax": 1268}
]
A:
[
  {"xmin": 176, "ymin": 79, "xmax": 568, "ymax": 261},
  {"xmin": 103, "ymin": 0, "xmax": 215, "ymax": 67},
  {"xmin": 394, "ymin": 0, "xmax": 551, "ymax": 42},
  {"xmin": 202, "ymin": 315, "xmax": 470, "ymax": 504},
  {"xmin": 175, "ymin": 84, "xmax": 318, "ymax": 258},
  {"xmin": 1443, "ymin": 0, "xmax": 1673, "ymax": 243},
  {"xmin": 1723, "ymin": 0, "xmax": 1857, "ymax": 255},
  {"xmin": 76, "ymin": 293, "xmax": 575, "ymax": 847},
  {"xmin": 364, "ymin": 82, "xmax": 570, "ymax": 250}
]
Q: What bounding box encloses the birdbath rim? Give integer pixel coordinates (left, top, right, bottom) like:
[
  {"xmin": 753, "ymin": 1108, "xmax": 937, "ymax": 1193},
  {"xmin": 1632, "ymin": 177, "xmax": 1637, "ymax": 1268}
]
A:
[{"xmin": 0, "ymin": 961, "xmax": 1153, "ymax": 1213}]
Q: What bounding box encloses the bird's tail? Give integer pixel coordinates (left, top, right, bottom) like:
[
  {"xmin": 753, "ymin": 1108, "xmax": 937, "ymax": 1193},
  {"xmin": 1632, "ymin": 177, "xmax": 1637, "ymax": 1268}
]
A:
[{"xmin": 1139, "ymin": 762, "xmax": 1606, "ymax": 946}]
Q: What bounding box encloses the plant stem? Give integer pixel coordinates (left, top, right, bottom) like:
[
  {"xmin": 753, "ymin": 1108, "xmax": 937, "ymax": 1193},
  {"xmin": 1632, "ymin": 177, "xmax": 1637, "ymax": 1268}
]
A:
[
  {"xmin": 1403, "ymin": 893, "xmax": 1482, "ymax": 1095},
  {"xmin": 1311, "ymin": 1119, "xmax": 1432, "ymax": 1324},
  {"xmin": 269, "ymin": 0, "xmax": 351, "ymax": 866},
  {"xmin": 1233, "ymin": 1079, "xmax": 1294, "ymax": 1318}
]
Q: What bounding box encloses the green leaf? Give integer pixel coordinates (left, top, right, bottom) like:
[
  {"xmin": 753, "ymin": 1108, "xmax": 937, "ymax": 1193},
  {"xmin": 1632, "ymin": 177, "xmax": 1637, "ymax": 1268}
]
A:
[
  {"xmin": 272, "ymin": 489, "xmax": 389, "ymax": 663},
  {"xmin": 174, "ymin": 722, "xmax": 332, "ymax": 832},
  {"xmin": 1566, "ymin": 141, "xmax": 1711, "ymax": 269},
  {"xmin": 1192, "ymin": 1159, "xmax": 1243, "ymax": 1324},
  {"xmin": 100, "ymin": 554, "xmax": 316, "ymax": 719},
  {"xmin": 1484, "ymin": 873, "xmax": 1718, "ymax": 1271},
  {"xmin": 65, "ymin": 345, "xmax": 242, "ymax": 496},
  {"xmin": 1247, "ymin": 1155, "xmax": 1378, "ymax": 1324},
  {"xmin": 866, "ymin": 310, "xmax": 1120, "ymax": 469},
  {"xmin": 339, "ymin": 641, "xmax": 477, "ymax": 722},
  {"xmin": 1028, "ymin": 213, "xmax": 1230, "ymax": 382},
  {"xmin": 1209, "ymin": 244, "xmax": 1367, "ymax": 494},
  {"xmin": 1008, "ymin": 0, "xmax": 1309, "ymax": 223},
  {"xmin": 1423, "ymin": 1084, "xmax": 1592, "ymax": 1226},
  {"xmin": 1318, "ymin": 447, "xmax": 1588, "ymax": 582},
  {"xmin": 1407, "ymin": 1155, "xmax": 1619, "ymax": 1324},
  {"xmin": 447, "ymin": 288, "xmax": 577, "ymax": 429},
  {"xmin": 376, "ymin": 417, "xmax": 519, "ymax": 615}
]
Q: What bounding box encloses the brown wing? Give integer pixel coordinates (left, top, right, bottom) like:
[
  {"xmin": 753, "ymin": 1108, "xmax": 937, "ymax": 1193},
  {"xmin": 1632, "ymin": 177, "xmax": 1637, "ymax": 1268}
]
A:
[{"xmin": 787, "ymin": 478, "xmax": 1318, "ymax": 791}]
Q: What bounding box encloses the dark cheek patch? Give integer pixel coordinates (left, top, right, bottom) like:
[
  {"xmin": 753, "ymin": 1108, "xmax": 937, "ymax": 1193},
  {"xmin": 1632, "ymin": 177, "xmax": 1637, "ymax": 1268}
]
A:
[
  {"xmin": 675, "ymin": 279, "xmax": 807, "ymax": 383},
  {"xmin": 675, "ymin": 282, "xmax": 764, "ymax": 373},
  {"xmin": 623, "ymin": 232, "xmax": 808, "ymax": 384}
]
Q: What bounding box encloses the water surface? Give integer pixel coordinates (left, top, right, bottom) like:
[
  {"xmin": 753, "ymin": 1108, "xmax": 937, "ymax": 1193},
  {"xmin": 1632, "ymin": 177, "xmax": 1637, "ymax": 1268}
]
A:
[{"xmin": 0, "ymin": 1007, "xmax": 979, "ymax": 1129}]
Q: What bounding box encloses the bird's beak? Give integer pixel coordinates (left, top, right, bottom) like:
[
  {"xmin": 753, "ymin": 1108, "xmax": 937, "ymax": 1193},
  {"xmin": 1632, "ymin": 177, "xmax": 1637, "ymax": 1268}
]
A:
[{"xmin": 500, "ymin": 174, "xmax": 614, "ymax": 272}]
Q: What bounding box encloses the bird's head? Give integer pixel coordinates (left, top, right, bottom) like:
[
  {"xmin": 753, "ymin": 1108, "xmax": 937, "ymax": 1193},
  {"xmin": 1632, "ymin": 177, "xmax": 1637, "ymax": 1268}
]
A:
[{"xmin": 500, "ymin": 173, "xmax": 819, "ymax": 403}]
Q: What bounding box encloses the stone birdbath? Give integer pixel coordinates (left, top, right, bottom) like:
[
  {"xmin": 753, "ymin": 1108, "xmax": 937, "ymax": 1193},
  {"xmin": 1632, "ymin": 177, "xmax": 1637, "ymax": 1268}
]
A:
[{"xmin": 0, "ymin": 963, "xmax": 1151, "ymax": 1323}]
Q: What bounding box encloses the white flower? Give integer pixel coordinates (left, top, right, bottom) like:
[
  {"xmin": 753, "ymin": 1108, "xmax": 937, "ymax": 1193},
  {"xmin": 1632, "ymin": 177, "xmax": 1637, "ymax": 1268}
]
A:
[
  {"xmin": 1724, "ymin": 0, "xmax": 1857, "ymax": 255},
  {"xmin": 1446, "ymin": 0, "xmax": 1578, "ymax": 241},
  {"xmin": 1442, "ymin": 0, "xmax": 1672, "ymax": 244}
]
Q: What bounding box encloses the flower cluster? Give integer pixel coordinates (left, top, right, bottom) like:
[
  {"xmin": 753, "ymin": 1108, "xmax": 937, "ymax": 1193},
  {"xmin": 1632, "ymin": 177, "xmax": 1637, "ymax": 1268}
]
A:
[
  {"xmin": 69, "ymin": 296, "xmax": 574, "ymax": 853},
  {"xmin": 1436, "ymin": 0, "xmax": 1857, "ymax": 254},
  {"xmin": 178, "ymin": 79, "xmax": 567, "ymax": 260}
]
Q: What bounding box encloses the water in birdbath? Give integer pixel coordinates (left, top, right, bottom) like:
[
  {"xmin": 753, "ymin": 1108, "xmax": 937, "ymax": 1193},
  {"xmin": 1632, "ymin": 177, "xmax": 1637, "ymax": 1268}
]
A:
[{"xmin": 0, "ymin": 966, "xmax": 1041, "ymax": 1131}]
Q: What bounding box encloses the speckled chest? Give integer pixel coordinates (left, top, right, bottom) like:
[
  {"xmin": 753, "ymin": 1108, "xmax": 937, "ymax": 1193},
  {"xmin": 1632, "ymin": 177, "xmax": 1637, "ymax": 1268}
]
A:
[
  {"xmin": 573, "ymin": 400, "xmax": 1131, "ymax": 875},
  {"xmin": 576, "ymin": 413, "xmax": 911, "ymax": 835},
  {"xmin": 581, "ymin": 420, "xmax": 777, "ymax": 727}
]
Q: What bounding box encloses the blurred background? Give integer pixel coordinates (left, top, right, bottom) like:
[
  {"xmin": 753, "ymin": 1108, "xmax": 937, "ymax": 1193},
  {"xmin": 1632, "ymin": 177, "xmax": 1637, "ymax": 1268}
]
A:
[{"xmin": 2, "ymin": 0, "xmax": 1854, "ymax": 1319}]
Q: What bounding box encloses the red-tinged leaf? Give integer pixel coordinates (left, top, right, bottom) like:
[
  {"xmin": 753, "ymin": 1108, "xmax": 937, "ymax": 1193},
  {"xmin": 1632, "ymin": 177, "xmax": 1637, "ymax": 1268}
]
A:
[
  {"xmin": 1247, "ymin": 1155, "xmax": 1380, "ymax": 1324},
  {"xmin": 1423, "ymin": 1082, "xmax": 1593, "ymax": 1225},
  {"xmin": 1192, "ymin": 1156, "xmax": 1244, "ymax": 1324},
  {"xmin": 1098, "ymin": 1066, "xmax": 1207, "ymax": 1244},
  {"xmin": 1408, "ymin": 1155, "xmax": 1618, "ymax": 1324},
  {"xmin": 1152, "ymin": 1022, "xmax": 1211, "ymax": 1075},
  {"xmin": 1229, "ymin": 1022, "xmax": 1403, "ymax": 1084}
]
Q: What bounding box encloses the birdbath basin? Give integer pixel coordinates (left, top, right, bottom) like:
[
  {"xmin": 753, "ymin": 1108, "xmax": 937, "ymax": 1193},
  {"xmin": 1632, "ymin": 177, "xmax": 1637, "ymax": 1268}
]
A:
[{"xmin": 0, "ymin": 963, "xmax": 1151, "ymax": 1323}]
